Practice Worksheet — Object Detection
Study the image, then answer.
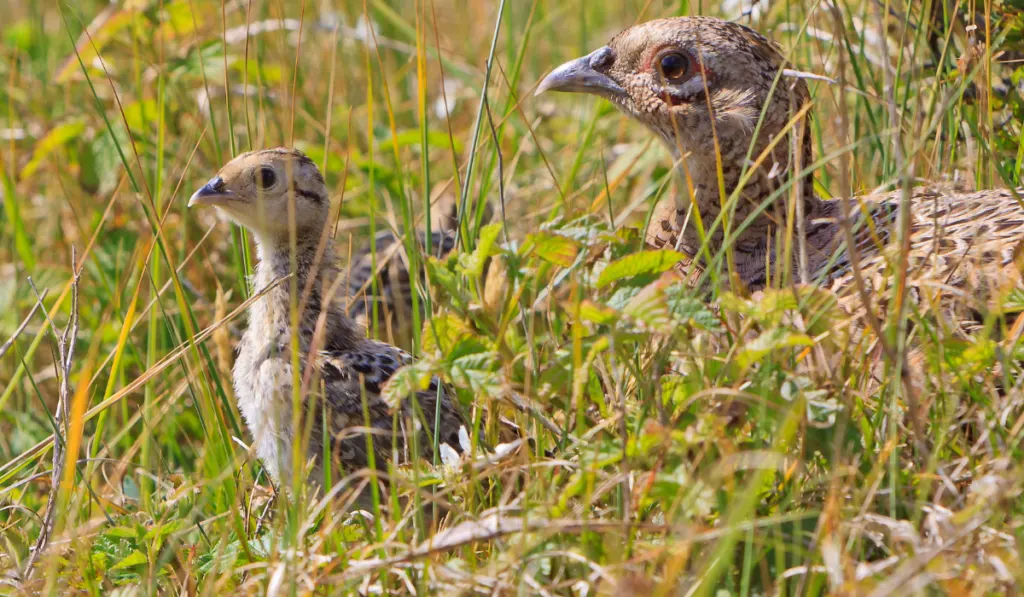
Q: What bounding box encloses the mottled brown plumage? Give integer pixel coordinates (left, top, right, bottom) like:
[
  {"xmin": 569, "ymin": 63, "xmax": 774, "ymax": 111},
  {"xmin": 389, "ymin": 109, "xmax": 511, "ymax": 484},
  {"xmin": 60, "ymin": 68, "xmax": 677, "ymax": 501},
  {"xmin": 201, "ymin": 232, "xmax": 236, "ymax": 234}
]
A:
[
  {"xmin": 189, "ymin": 148, "xmax": 466, "ymax": 489},
  {"xmin": 538, "ymin": 16, "xmax": 1024, "ymax": 315},
  {"xmin": 345, "ymin": 191, "xmax": 493, "ymax": 344}
]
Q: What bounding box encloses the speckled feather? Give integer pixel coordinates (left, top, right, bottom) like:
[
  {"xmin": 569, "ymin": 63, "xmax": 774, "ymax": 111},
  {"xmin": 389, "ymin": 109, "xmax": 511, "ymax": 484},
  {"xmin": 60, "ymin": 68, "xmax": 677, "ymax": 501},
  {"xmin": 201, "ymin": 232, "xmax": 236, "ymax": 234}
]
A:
[
  {"xmin": 345, "ymin": 228, "xmax": 457, "ymax": 332},
  {"xmin": 344, "ymin": 193, "xmax": 493, "ymax": 340}
]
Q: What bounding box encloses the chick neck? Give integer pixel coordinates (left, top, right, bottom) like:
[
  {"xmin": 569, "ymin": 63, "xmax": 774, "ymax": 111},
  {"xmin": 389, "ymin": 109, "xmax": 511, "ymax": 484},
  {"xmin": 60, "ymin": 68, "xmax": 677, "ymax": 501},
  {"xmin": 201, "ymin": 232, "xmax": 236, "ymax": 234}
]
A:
[{"xmin": 249, "ymin": 222, "xmax": 362, "ymax": 352}]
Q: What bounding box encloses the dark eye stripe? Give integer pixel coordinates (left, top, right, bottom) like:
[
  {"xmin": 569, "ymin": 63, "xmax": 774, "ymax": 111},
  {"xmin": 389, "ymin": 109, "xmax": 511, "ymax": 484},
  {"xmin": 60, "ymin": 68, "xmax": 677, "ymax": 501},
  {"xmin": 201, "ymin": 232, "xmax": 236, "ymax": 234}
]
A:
[{"xmin": 294, "ymin": 186, "xmax": 327, "ymax": 204}]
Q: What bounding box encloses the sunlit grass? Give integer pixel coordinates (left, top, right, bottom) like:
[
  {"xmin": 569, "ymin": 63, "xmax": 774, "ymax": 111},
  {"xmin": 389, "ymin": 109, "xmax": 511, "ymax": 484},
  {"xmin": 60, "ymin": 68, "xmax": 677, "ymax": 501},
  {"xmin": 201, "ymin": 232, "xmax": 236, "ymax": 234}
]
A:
[{"xmin": 2, "ymin": 0, "xmax": 1024, "ymax": 594}]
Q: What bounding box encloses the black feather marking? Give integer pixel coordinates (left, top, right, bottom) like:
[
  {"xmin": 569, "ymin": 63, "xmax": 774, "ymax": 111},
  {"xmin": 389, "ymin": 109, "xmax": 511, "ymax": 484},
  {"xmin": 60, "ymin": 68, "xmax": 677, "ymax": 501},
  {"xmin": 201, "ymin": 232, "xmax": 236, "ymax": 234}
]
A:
[{"xmin": 294, "ymin": 186, "xmax": 327, "ymax": 204}]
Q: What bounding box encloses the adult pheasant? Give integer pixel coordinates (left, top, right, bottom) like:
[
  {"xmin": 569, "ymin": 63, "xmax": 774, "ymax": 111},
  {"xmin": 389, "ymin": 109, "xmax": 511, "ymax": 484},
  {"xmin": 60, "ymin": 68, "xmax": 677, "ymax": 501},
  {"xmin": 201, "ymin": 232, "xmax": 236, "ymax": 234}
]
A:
[{"xmin": 537, "ymin": 16, "xmax": 1024, "ymax": 322}]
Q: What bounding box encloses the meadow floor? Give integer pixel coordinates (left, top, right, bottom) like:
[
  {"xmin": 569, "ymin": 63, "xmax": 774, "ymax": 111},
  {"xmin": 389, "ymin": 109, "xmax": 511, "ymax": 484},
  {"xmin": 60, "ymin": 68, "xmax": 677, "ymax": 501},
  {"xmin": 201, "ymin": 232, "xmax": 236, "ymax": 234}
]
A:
[{"xmin": 2, "ymin": 0, "xmax": 1024, "ymax": 594}]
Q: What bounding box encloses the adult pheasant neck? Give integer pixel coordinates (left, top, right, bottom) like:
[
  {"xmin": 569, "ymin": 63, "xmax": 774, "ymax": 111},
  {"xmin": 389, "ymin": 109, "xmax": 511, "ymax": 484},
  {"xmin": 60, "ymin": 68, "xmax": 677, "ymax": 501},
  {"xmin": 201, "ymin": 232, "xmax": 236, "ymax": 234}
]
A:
[
  {"xmin": 536, "ymin": 16, "xmax": 837, "ymax": 287},
  {"xmin": 662, "ymin": 95, "xmax": 830, "ymax": 284}
]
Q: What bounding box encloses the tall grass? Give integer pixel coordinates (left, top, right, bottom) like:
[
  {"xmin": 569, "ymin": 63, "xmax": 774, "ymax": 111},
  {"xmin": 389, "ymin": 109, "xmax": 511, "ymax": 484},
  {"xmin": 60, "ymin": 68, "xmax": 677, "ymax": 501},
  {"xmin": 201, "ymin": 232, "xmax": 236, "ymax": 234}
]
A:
[{"xmin": 2, "ymin": 0, "xmax": 1024, "ymax": 594}]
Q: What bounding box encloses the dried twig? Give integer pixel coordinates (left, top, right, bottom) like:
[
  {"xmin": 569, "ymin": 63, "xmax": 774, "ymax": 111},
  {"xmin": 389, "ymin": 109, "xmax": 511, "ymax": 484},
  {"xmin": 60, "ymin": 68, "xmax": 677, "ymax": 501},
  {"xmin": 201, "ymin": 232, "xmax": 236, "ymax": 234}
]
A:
[{"xmin": 23, "ymin": 248, "xmax": 82, "ymax": 579}]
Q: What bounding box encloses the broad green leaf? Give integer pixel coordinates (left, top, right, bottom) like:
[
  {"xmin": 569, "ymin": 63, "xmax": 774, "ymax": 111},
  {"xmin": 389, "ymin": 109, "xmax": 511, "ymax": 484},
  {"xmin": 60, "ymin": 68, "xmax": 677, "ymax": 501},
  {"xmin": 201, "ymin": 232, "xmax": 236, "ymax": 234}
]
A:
[
  {"xmin": 4, "ymin": 20, "xmax": 35, "ymax": 51},
  {"xmin": 144, "ymin": 519, "xmax": 186, "ymax": 540},
  {"xmin": 420, "ymin": 312, "xmax": 474, "ymax": 355},
  {"xmin": 664, "ymin": 285, "xmax": 721, "ymax": 331},
  {"xmin": 122, "ymin": 99, "xmax": 159, "ymax": 133},
  {"xmin": 527, "ymin": 231, "xmax": 580, "ymax": 267},
  {"xmin": 109, "ymin": 550, "xmax": 148, "ymax": 571},
  {"xmin": 736, "ymin": 328, "xmax": 814, "ymax": 369},
  {"xmin": 447, "ymin": 338, "xmax": 499, "ymax": 394},
  {"xmin": 380, "ymin": 360, "xmax": 436, "ymax": 409},
  {"xmin": 596, "ymin": 249, "xmax": 684, "ymax": 288},
  {"xmin": 102, "ymin": 526, "xmax": 139, "ymax": 540},
  {"xmin": 380, "ymin": 130, "xmax": 464, "ymax": 154},
  {"xmin": 577, "ymin": 300, "xmax": 618, "ymax": 325},
  {"xmin": 20, "ymin": 120, "xmax": 86, "ymax": 180},
  {"xmin": 424, "ymin": 256, "xmax": 462, "ymax": 300}
]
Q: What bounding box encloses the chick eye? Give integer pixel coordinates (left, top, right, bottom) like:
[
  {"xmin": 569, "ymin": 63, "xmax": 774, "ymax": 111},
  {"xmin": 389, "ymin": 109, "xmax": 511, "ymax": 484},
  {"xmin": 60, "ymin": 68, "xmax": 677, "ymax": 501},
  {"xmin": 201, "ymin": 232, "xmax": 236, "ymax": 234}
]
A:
[
  {"xmin": 257, "ymin": 167, "xmax": 277, "ymax": 189},
  {"xmin": 658, "ymin": 52, "xmax": 689, "ymax": 81}
]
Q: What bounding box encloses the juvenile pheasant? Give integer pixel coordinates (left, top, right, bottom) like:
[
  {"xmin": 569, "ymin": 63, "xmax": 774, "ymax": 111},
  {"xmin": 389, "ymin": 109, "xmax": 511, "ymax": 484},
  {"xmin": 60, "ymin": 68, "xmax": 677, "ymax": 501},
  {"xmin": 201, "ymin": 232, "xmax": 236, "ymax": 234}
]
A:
[
  {"xmin": 189, "ymin": 148, "xmax": 467, "ymax": 492},
  {"xmin": 537, "ymin": 17, "xmax": 1024, "ymax": 316}
]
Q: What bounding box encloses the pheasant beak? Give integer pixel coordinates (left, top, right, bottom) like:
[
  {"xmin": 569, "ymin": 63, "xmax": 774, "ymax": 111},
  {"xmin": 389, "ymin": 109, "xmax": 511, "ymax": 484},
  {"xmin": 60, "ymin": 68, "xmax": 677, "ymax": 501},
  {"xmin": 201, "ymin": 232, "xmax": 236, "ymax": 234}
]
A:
[
  {"xmin": 188, "ymin": 176, "xmax": 239, "ymax": 207},
  {"xmin": 535, "ymin": 46, "xmax": 625, "ymax": 99}
]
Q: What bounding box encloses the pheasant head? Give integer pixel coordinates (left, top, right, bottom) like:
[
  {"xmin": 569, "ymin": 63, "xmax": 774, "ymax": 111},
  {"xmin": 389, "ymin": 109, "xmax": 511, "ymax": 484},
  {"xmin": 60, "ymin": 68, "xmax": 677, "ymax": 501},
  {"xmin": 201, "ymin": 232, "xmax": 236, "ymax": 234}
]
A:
[
  {"xmin": 189, "ymin": 148, "xmax": 330, "ymax": 247},
  {"xmin": 538, "ymin": 17, "xmax": 820, "ymax": 260}
]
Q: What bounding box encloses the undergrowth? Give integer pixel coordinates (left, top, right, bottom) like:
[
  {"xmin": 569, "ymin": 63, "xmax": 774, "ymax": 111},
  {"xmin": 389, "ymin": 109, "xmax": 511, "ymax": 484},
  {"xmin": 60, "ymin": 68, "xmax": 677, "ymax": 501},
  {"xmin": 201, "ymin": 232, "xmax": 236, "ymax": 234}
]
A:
[{"xmin": 2, "ymin": 0, "xmax": 1024, "ymax": 594}]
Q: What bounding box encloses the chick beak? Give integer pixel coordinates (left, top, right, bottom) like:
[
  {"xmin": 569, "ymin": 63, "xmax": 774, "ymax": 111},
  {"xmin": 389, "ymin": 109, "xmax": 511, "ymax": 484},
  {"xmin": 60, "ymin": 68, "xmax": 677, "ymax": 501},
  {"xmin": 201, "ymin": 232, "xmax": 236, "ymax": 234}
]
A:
[
  {"xmin": 535, "ymin": 46, "xmax": 625, "ymax": 99},
  {"xmin": 188, "ymin": 176, "xmax": 238, "ymax": 207}
]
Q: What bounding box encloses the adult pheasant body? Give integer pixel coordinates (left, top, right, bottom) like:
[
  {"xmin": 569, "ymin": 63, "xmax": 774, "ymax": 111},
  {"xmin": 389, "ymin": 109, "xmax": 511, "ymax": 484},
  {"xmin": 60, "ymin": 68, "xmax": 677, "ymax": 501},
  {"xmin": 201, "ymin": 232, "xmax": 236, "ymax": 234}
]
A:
[{"xmin": 537, "ymin": 17, "xmax": 1024, "ymax": 315}]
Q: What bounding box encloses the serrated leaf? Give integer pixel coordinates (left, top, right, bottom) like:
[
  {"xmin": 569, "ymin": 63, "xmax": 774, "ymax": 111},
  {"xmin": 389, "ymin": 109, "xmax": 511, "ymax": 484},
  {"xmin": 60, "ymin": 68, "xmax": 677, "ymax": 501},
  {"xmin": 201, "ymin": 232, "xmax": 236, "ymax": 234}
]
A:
[
  {"xmin": 446, "ymin": 337, "xmax": 492, "ymax": 362},
  {"xmin": 447, "ymin": 339, "xmax": 499, "ymax": 394},
  {"xmin": 109, "ymin": 550, "xmax": 148, "ymax": 571},
  {"xmin": 527, "ymin": 231, "xmax": 580, "ymax": 267},
  {"xmin": 424, "ymin": 256, "xmax": 461, "ymax": 300},
  {"xmin": 380, "ymin": 361, "xmax": 436, "ymax": 409},
  {"xmin": 597, "ymin": 249, "xmax": 684, "ymax": 288},
  {"xmin": 420, "ymin": 312, "xmax": 474, "ymax": 355},
  {"xmin": 1004, "ymin": 287, "xmax": 1024, "ymax": 313},
  {"xmin": 664, "ymin": 284, "xmax": 721, "ymax": 331},
  {"xmin": 624, "ymin": 285, "xmax": 673, "ymax": 329}
]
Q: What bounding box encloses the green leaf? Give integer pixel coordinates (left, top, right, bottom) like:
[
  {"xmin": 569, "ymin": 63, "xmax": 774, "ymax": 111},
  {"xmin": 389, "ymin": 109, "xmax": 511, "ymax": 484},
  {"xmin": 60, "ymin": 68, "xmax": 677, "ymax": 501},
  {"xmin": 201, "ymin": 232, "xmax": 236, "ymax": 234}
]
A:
[
  {"xmin": 447, "ymin": 338, "xmax": 499, "ymax": 394},
  {"xmin": 0, "ymin": 168, "xmax": 34, "ymax": 270},
  {"xmin": 144, "ymin": 519, "xmax": 186, "ymax": 540},
  {"xmin": 736, "ymin": 328, "xmax": 813, "ymax": 369},
  {"xmin": 527, "ymin": 231, "xmax": 580, "ymax": 267},
  {"xmin": 420, "ymin": 312, "xmax": 473, "ymax": 355},
  {"xmin": 577, "ymin": 300, "xmax": 618, "ymax": 325},
  {"xmin": 121, "ymin": 99, "xmax": 159, "ymax": 133},
  {"xmin": 596, "ymin": 249, "xmax": 684, "ymax": 288},
  {"xmin": 109, "ymin": 550, "xmax": 148, "ymax": 571},
  {"xmin": 458, "ymin": 222, "xmax": 502, "ymax": 278},
  {"xmin": 1004, "ymin": 287, "xmax": 1024, "ymax": 313},
  {"xmin": 103, "ymin": 526, "xmax": 139, "ymax": 540},
  {"xmin": 380, "ymin": 360, "xmax": 436, "ymax": 409},
  {"xmin": 20, "ymin": 120, "xmax": 86, "ymax": 180},
  {"xmin": 424, "ymin": 256, "xmax": 462, "ymax": 301},
  {"xmin": 664, "ymin": 285, "xmax": 722, "ymax": 331},
  {"xmin": 4, "ymin": 20, "xmax": 35, "ymax": 52}
]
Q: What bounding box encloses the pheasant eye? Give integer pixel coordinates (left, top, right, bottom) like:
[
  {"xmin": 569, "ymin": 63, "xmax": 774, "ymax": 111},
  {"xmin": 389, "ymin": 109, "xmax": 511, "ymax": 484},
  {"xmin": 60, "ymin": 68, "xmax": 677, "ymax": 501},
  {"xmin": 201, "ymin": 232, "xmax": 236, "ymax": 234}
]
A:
[
  {"xmin": 257, "ymin": 167, "xmax": 277, "ymax": 189},
  {"xmin": 658, "ymin": 52, "xmax": 689, "ymax": 81}
]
